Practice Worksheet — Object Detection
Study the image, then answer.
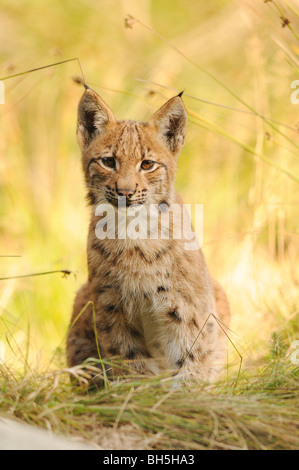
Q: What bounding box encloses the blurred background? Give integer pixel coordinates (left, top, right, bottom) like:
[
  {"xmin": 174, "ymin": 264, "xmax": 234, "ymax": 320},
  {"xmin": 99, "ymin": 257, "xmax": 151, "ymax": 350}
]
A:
[{"xmin": 0, "ymin": 0, "xmax": 298, "ymax": 372}]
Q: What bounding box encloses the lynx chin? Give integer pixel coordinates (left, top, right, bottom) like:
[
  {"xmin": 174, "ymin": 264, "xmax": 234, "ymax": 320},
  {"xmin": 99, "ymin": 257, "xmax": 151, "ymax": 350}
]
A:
[{"xmin": 66, "ymin": 87, "xmax": 231, "ymax": 386}]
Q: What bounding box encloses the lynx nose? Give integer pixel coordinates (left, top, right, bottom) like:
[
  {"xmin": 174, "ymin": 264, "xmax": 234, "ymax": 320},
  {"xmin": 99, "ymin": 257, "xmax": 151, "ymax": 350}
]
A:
[
  {"xmin": 115, "ymin": 183, "xmax": 137, "ymax": 199},
  {"xmin": 116, "ymin": 188, "xmax": 134, "ymax": 198}
]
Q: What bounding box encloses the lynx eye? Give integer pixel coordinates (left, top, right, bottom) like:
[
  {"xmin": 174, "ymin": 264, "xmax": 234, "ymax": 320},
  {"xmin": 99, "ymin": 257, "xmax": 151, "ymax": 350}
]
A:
[
  {"xmin": 141, "ymin": 160, "xmax": 156, "ymax": 171},
  {"xmin": 100, "ymin": 157, "xmax": 116, "ymax": 170}
]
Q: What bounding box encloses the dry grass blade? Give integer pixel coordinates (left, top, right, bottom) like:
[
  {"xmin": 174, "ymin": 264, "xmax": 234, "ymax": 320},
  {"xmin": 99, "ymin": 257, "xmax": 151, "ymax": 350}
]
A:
[
  {"xmin": 135, "ymin": 78, "xmax": 299, "ymax": 133},
  {"xmin": 188, "ymin": 109, "xmax": 299, "ymax": 185},
  {"xmin": 0, "ymin": 58, "xmax": 85, "ymax": 82},
  {"xmin": 113, "ymin": 386, "xmax": 134, "ymax": 430},
  {"xmin": 127, "ymin": 14, "xmax": 299, "ymax": 154},
  {"xmin": 0, "ymin": 270, "xmax": 72, "ymax": 281},
  {"xmin": 176, "ymin": 313, "xmax": 243, "ymax": 387},
  {"xmin": 91, "ymin": 301, "xmax": 110, "ymax": 388}
]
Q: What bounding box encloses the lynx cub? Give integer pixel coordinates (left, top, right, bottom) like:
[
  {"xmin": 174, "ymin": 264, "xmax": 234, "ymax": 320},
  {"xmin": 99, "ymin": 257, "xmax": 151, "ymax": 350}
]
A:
[{"xmin": 66, "ymin": 88, "xmax": 230, "ymax": 385}]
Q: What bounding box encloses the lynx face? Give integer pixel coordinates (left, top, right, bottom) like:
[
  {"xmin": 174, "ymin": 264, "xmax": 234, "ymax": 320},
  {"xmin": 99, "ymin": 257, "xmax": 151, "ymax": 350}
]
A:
[{"xmin": 77, "ymin": 89, "xmax": 187, "ymax": 208}]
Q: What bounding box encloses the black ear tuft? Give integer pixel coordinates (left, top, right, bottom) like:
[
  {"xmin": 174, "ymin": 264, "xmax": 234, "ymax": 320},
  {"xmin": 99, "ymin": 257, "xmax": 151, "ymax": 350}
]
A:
[
  {"xmin": 72, "ymin": 76, "xmax": 90, "ymax": 90},
  {"xmin": 177, "ymin": 91, "xmax": 184, "ymax": 98}
]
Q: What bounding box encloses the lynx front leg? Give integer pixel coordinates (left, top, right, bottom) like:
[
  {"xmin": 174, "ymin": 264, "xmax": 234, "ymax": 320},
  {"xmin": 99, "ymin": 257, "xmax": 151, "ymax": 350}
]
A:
[
  {"xmin": 153, "ymin": 305, "xmax": 219, "ymax": 382},
  {"xmin": 68, "ymin": 283, "xmax": 154, "ymax": 386},
  {"xmin": 94, "ymin": 296, "xmax": 154, "ymax": 379}
]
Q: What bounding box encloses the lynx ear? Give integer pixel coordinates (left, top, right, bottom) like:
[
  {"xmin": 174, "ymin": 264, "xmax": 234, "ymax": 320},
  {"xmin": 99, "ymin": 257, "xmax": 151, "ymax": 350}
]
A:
[
  {"xmin": 148, "ymin": 94, "xmax": 187, "ymax": 155},
  {"xmin": 77, "ymin": 89, "xmax": 116, "ymax": 149}
]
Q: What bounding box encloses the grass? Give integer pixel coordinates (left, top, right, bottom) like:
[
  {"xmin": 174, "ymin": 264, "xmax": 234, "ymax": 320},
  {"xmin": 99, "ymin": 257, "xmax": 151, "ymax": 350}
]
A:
[
  {"xmin": 1, "ymin": 332, "xmax": 298, "ymax": 450},
  {"xmin": 0, "ymin": 0, "xmax": 299, "ymax": 450}
]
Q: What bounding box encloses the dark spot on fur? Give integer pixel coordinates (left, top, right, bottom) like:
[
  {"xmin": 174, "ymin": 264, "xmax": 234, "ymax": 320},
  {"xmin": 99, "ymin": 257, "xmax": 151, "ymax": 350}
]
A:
[
  {"xmin": 126, "ymin": 347, "xmax": 151, "ymax": 360},
  {"xmin": 102, "ymin": 323, "xmax": 113, "ymax": 334},
  {"xmin": 84, "ymin": 328, "xmax": 94, "ymax": 340},
  {"xmin": 129, "ymin": 327, "xmax": 141, "ymax": 338},
  {"xmin": 126, "ymin": 348, "xmax": 137, "ymax": 360},
  {"xmin": 168, "ymin": 309, "xmax": 182, "ymax": 323},
  {"xmin": 142, "ymin": 350, "xmax": 152, "ymax": 359},
  {"xmin": 157, "ymin": 286, "xmax": 168, "ymax": 293},
  {"xmin": 191, "ymin": 318, "xmax": 198, "ymax": 328},
  {"xmin": 108, "ymin": 347, "xmax": 119, "ymax": 356},
  {"xmin": 188, "ymin": 351, "xmax": 195, "ymax": 361},
  {"xmin": 176, "ymin": 357, "xmax": 184, "ymax": 368},
  {"xmin": 92, "ymin": 242, "xmax": 110, "ymax": 259},
  {"xmin": 176, "ymin": 351, "xmax": 194, "ymax": 367},
  {"xmin": 155, "ymin": 243, "xmax": 172, "ymax": 260},
  {"xmin": 96, "ymin": 284, "xmax": 113, "ymax": 295},
  {"xmin": 135, "ymin": 246, "xmax": 150, "ymax": 263},
  {"xmin": 96, "ymin": 288, "xmax": 105, "ymax": 295},
  {"xmin": 105, "ymin": 305, "xmax": 116, "ymax": 313}
]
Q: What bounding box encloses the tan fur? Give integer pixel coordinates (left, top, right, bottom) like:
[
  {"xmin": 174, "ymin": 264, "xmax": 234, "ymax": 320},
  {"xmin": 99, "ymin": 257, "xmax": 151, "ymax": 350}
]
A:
[{"xmin": 66, "ymin": 89, "xmax": 231, "ymax": 384}]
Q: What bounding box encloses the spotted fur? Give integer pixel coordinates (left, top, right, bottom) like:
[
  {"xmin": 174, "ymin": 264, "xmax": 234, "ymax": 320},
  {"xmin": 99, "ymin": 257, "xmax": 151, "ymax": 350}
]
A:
[{"xmin": 66, "ymin": 89, "xmax": 231, "ymax": 385}]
